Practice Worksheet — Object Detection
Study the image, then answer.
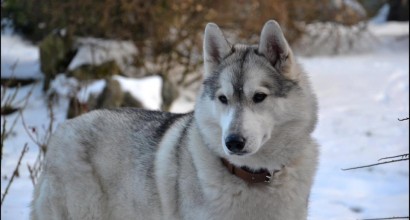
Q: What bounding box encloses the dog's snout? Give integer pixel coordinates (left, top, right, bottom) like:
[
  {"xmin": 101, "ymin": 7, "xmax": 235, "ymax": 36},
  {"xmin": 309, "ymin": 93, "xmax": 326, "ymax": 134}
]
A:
[{"xmin": 225, "ymin": 134, "xmax": 246, "ymax": 154}]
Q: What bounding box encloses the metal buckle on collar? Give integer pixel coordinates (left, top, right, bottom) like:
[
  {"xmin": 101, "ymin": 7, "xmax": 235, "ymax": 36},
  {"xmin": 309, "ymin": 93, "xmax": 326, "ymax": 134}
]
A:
[{"xmin": 264, "ymin": 173, "xmax": 272, "ymax": 183}]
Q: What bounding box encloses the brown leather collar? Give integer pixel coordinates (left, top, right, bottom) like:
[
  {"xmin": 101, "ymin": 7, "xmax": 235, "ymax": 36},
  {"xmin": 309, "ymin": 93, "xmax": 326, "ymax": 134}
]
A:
[{"xmin": 221, "ymin": 158, "xmax": 274, "ymax": 184}]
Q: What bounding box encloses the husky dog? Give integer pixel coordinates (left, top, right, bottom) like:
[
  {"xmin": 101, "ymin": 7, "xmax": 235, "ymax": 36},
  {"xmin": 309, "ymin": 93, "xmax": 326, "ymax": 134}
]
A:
[{"xmin": 31, "ymin": 20, "xmax": 318, "ymax": 220}]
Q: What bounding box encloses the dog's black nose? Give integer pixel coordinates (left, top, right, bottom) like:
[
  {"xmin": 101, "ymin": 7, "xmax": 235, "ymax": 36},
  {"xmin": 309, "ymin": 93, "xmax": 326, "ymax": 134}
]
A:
[{"xmin": 225, "ymin": 134, "xmax": 246, "ymax": 153}]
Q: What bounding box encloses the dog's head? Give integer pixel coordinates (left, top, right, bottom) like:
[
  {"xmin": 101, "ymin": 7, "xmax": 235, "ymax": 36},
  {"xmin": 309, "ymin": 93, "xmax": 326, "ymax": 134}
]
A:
[{"xmin": 195, "ymin": 20, "xmax": 317, "ymax": 166}]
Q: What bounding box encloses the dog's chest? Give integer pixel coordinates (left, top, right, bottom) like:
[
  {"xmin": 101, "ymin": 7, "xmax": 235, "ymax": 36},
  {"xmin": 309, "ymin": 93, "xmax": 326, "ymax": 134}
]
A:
[{"xmin": 181, "ymin": 182, "xmax": 303, "ymax": 220}]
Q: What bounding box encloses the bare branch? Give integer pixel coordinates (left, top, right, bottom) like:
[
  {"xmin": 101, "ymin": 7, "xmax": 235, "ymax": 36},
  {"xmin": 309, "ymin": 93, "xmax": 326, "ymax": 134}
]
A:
[
  {"xmin": 20, "ymin": 110, "xmax": 42, "ymax": 148},
  {"xmin": 378, "ymin": 154, "xmax": 409, "ymax": 161},
  {"xmin": 1, "ymin": 120, "xmax": 6, "ymax": 162},
  {"xmin": 398, "ymin": 117, "xmax": 409, "ymax": 121},
  {"xmin": 1, "ymin": 144, "xmax": 29, "ymax": 206},
  {"xmin": 342, "ymin": 158, "xmax": 409, "ymax": 171},
  {"xmin": 25, "ymin": 98, "xmax": 55, "ymax": 185},
  {"xmin": 360, "ymin": 216, "xmax": 409, "ymax": 220},
  {"xmin": 27, "ymin": 163, "xmax": 36, "ymax": 186}
]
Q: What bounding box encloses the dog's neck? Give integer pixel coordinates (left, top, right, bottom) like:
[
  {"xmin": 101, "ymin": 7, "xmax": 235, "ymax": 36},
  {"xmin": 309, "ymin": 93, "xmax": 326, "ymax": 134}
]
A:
[{"xmin": 221, "ymin": 158, "xmax": 282, "ymax": 184}]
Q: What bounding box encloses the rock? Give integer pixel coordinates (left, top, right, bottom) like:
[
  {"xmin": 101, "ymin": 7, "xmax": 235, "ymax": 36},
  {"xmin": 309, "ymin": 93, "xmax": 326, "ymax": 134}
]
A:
[
  {"xmin": 95, "ymin": 78, "xmax": 124, "ymax": 109},
  {"xmin": 121, "ymin": 92, "xmax": 143, "ymax": 108},
  {"xmin": 161, "ymin": 76, "xmax": 179, "ymax": 111},
  {"xmin": 66, "ymin": 78, "xmax": 144, "ymax": 118},
  {"xmin": 94, "ymin": 79, "xmax": 143, "ymax": 109},
  {"xmin": 67, "ymin": 60, "xmax": 121, "ymax": 81},
  {"xmin": 66, "ymin": 96, "xmax": 89, "ymax": 119},
  {"xmin": 39, "ymin": 30, "xmax": 76, "ymax": 91}
]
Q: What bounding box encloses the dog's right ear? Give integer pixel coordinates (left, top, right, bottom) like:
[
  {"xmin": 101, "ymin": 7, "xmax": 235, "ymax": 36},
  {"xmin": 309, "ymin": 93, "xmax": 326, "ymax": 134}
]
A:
[{"xmin": 203, "ymin": 23, "xmax": 230, "ymax": 78}]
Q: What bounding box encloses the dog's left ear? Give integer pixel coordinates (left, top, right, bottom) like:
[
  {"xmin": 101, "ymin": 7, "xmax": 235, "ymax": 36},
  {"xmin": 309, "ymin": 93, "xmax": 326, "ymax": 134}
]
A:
[{"xmin": 258, "ymin": 20, "xmax": 293, "ymax": 73}]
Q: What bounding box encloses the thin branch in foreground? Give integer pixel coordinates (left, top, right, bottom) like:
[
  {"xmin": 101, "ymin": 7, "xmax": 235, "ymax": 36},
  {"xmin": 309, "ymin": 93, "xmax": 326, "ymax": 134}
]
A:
[
  {"xmin": 27, "ymin": 164, "xmax": 35, "ymax": 186},
  {"xmin": 398, "ymin": 117, "xmax": 409, "ymax": 121},
  {"xmin": 342, "ymin": 158, "xmax": 409, "ymax": 171},
  {"xmin": 361, "ymin": 216, "xmax": 409, "ymax": 220},
  {"xmin": 378, "ymin": 154, "xmax": 409, "ymax": 161},
  {"xmin": 20, "ymin": 110, "xmax": 42, "ymax": 148},
  {"xmin": 1, "ymin": 120, "xmax": 6, "ymax": 162},
  {"xmin": 27, "ymin": 150, "xmax": 44, "ymax": 186},
  {"xmin": 1, "ymin": 144, "xmax": 29, "ymax": 206}
]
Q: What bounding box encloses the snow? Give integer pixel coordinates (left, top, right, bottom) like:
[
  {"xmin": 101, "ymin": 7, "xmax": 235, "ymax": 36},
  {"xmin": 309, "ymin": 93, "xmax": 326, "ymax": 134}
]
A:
[
  {"xmin": 113, "ymin": 75, "xmax": 162, "ymax": 110},
  {"xmin": 1, "ymin": 35, "xmax": 42, "ymax": 79},
  {"xmin": 302, "ymin": 52, "xmax": 409, "ymax": 220},
  {"xmin": 1, "ymin": 21, "xmax": 409, "ymax": 220},
  {"xmin": 369, "ymin": 21, "xmax": 410, "ymax": 37},
  {"xmin": 370, "ymin": 3, "xmax": 390, "ymax": 24},
  {"xmin": 1, "ymin": 19, "xmax": 14, "ymax": 36},
  {"xmin": 75, "ymin": 78, "xmax": 106, "ymax": 103},
  {"xmin": 48, "ymin": 74, "xmax": 162, "ymax": 110},
  {"xmin": 68, "ymin": 37, "xmax": 138, "ymax": 76},
  {"xmin": 49, "ymin": 74, "xmax": 80, "ymax": 98}
]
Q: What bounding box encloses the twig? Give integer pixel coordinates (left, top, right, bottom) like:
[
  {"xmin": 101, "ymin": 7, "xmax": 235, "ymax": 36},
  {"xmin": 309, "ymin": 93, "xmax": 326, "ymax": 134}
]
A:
[
  {"xmin": 378, "ymin": 154, "xmax": 409, "ymax": 161},
  {"xmin": 1, "ymin": 83, "xmax": 35, "ymax": 147},
  {"xmin": 398, "ymin": 117, "xmax": 409, "ymax": 121},
  {"xmin": 27, "ymin": 163, "xmax": 36, "ymax": 186},
  {"xmin": 361, "ymin": 216, "xmax": 409, "ymax": 220},
  {"xmin": 1, "ymin": 120, "xmax": 6, "ymax": 162},
  {"xmin": 24, "ymin": 99, "xmax": 55, "ymax": 185},
  {"xmin": 342, "ymin": 158, "xmax": 409, "ymax": 171},
  {"xmin": 1, "ymin": 144, "xmax": 29, "ymax": 206},
  {"xmin": 20, "ymin": 110, "xmax": 43, "ymax": 148}
]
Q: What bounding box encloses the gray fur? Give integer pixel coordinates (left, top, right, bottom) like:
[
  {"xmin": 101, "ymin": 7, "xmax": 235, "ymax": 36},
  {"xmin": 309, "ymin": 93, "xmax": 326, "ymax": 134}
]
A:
[
  {"xmin": 31, "ymin": 20, "xmax": 318, "ymax": 220},
  {"xmin": 203, "ymin": 44, "xmax": 298, "ymax": 100}
]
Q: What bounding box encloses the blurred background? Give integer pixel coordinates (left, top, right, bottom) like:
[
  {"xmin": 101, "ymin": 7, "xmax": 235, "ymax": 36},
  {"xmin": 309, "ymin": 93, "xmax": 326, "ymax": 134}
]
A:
[{"xmin": 1, "ymin": 0, "xmax": 409, "ymax": 219}]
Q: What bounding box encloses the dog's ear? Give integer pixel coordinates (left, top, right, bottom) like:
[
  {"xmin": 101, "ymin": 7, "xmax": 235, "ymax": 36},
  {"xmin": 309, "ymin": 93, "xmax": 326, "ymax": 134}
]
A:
[
  {"xmin": 258, "ymin": 20, "xmax": 292, "ymax": 73},
  {"xmin": 203, "ymin": 23, "xmax": 231, "ymax": 77}
]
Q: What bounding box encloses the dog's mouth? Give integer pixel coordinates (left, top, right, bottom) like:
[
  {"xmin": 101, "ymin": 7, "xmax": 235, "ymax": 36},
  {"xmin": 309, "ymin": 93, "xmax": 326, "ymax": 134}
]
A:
[{"xmin": 228, "ymin": 150, "xmax": 249, "ymax": 156}]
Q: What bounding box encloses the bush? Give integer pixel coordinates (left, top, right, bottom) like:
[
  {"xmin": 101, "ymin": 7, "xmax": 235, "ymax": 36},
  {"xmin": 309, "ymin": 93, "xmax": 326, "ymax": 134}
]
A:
[{"xmin": 2, "ymin": 0, "xmax": 369, "ymax": 110}]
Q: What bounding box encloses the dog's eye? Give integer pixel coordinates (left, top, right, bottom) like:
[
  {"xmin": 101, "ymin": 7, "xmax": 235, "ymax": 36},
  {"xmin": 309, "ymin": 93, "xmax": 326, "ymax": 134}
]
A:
[
  {"xmin": 253, "ymin": 93, "xmax": 267, "ymax": 103},
  {"xmin": 218, "ymin": 95, "xmax": 228, "ymax": 104}
]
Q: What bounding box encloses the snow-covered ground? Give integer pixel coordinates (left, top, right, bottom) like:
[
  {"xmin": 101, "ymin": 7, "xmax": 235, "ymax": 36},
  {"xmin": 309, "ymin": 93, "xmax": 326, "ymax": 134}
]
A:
[
  {"xmin": 1, "ymin": 21, "xmax": 408, "ymax": 219},
  {"xmin": 304, "ymin": 45, "xmax": 409, "ymax": 219}
]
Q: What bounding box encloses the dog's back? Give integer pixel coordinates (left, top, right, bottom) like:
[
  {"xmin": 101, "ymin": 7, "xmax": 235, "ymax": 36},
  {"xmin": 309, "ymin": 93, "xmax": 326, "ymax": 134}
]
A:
[{"xmin": 30, "ymin": 108, "xmax": 190, "ymax": 220}]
